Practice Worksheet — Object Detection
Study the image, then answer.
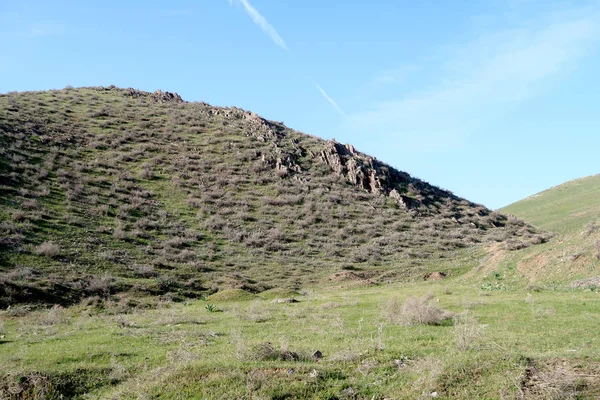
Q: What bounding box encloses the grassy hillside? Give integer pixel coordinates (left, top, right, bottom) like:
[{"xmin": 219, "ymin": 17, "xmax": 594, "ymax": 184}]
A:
[
  {"xmin": 1, "ymin": 87, "xmax": 599, "ymax": 399},
  {"xmin": 485, "ymin": 175, "xmax": 600, "ymax": 285},
  {"xmin": 0, "ymin": 87, "xmax": 548, "ymax": 307},
  {"xmin": 502, "ymin": 174, "xmax": 600, "ymax": 235}
]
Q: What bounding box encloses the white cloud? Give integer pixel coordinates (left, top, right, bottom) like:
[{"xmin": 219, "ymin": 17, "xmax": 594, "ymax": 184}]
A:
[
  {"xmin": 345, "ymin": 7, "xmax": 600, "ymax": 151},
  {"xmin": 227, "ymin": 0, "xmax": 346, "ymax": 117},
  {"xmin": 315, "ymin": 82, "xmax": 346, "ymax": 116},
  {"xmin": 230, "ymin": 0, "xmax": 287, "ymax": 50}
]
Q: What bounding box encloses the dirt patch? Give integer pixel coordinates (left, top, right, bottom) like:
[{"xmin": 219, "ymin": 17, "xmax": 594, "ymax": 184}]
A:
[
  {"xmin": 326, "ymin": 271, "xmax": 374, "ymax": 288},
  {"xmin": 521, "ymin": 358, "xmax": 600, "ymax": 399},
  {"xmin": 329, "ymin": 271, "xmax": 368, "ymax": 282},
  {"xmin": 464, "ymin": 243, "xmax": 506, "ymax": 279},
  {"xmin": 424, "ymin": 271, "xmax": 447, "ymax": 281},
  {"xmin": 517, "ymin": 252, "xmax": 550, "ymax": 282}
]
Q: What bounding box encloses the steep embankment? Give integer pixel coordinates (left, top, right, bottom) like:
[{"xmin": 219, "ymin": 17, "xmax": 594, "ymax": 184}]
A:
[{"xmin": 0, "ymin": 87, "xmax": 548, "ymax": 306}]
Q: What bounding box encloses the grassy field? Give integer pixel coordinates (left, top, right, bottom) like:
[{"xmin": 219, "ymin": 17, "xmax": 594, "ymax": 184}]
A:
[{"xmin": 1, "ymin": 278, "xmax": 599, "ymax": 399}]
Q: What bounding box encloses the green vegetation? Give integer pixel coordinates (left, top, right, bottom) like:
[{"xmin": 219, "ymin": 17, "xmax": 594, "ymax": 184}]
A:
[
  {"xmin": 499, "ymin": 175, "xmax": 600, "ymax": 284},
  {"xmin": 1, "ymin": 281, "xmax": 599, "ymax": 399},
  {"xmin": 502, "ymin": 174, "xmax": 600, "ymax": 235},
  {"xmin": 2, "ymin": 87, "xmax": 598, "ymax": 398},
  {"xmin": 0, "ymin": 87, "xmax": 547, "ymax": 307}
]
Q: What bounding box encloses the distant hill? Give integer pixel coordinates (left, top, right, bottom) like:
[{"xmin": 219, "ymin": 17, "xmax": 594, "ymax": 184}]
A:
[
  {"xmin": 499, "ymin": 174, "xmax": 600, "ymax": 284},
  {"xmin": 501, "ymin": 174, "xmax": 600, "ymax": 235},
  {"xmin": 0, "ymin": 86, "xmax": 548, "ymax": 306}
]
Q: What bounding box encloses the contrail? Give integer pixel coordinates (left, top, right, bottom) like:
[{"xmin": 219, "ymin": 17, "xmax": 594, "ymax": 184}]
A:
[
  {"xmin": 228, "ymin": 0, "xmax": 345, "ymax": 117},
  {"xmin": 233, "ymin": 0, "xmax": 288, "ymax": 50},
  {"xmin": 315, "ymin": 83, "xmax": 346, "ymax": 116}
]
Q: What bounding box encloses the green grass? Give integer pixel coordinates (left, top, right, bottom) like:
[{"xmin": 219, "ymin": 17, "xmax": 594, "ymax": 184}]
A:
[
  {"xmin": 1, "ymin": 280, "xmax": 599, "ymax": 399},
  {"xmin": 498, "ymin": 175, "xmax": 600, "ymax": 284},
  {"xmin": 501, "ymin": 174, "xmax": 600, "ymax": 235}
]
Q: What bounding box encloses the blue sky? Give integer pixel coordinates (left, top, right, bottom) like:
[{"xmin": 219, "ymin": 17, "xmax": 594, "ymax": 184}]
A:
[{"xmin": 2, "ymin": 0, "xmax": 600, "ymax": 209}]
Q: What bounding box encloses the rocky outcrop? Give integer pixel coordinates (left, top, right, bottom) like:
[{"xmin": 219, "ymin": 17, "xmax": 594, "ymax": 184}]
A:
[
  {"xmin": 92, "ymin": 86, "xmax": 184, "ymax": 104},
  {"xmin": 319, "ymin": 140, "xmax": 423, "ymax": 208},
  {"xmin": 150, "ymin": 90, "xmax": 183, "ymax": 104}
]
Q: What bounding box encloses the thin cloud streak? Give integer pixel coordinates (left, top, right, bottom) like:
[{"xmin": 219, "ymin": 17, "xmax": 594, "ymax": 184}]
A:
[
  {"xmin": 232, "ymin": 0, "xmax": 287, "ymax": 50},
  {"xmin": 315, "ymin": 83, "xmax": 346, "ymax": 116},
  {"xmin": 227, "ymin": 0, "xmax": 345, "ymax": 117}
]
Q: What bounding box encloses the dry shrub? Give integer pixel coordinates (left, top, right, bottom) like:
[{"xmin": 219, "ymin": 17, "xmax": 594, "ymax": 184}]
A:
[
  {"xmin": 131, "ymin": 264, "xmax": 157, "ymax": 278},
  {"xmin": 584, "ymin": 220, "xmax": 598, "ymax": 237},
  {"xmin": 322, "ymin": 302, "xmax": 341, "ymax": 310},
  {"xmin": 166, "ymin": 344, "xmax": 198, "ymax": 364},
  {"xmin": 12, "ymin": 210, "xmax": 26, "ymax": 222},
  {"xmin": 523, "ymin": 361, "xmax": 588, "ymax": 400},
  {"xmin": 245, "ymin": 300, "xmax": 272, "ymax": 323},
  {"xmin": 385, "ymin": 293, "xmax": 453, "ymax": 326},
  {"xmin": 453, "ymin": 312, "xmax": 483, "ymax": 351},
  {"xmin": 39, "ymin": 305, "xmax": 68, "ymax": 326},
  {"xmin": 86, "ymin": 276, "xmax": 115, "ymax": 296},
  {"xmin": 407, "ymin": 355, "xmax": 445, "ymax": 395},
  {"xmin": 250, "ymin": 342, "xmax": 303, "ymax": 362},
  {"xmin": 0, "ymin": 373, "xmax": 52, "ymax": 399},
  {"xmin": 34, "ymin": 241, "xmax": 60, "ymax": 258}
]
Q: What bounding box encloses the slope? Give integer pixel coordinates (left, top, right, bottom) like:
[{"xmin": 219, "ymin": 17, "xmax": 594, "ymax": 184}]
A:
[
  {"xmin": 0, "ymin": 86, "xmax": 548, "ymax": 307},
  {"xmin": 502, "ymin": 174, "xmax": 600, "ymax": 234},
  {"xmin": 497, "ymin": 175, "xmax": 600, "ymax": 284}
]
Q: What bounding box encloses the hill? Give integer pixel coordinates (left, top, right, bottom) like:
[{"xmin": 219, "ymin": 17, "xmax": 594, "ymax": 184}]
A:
[
  {"xmin": 2, "ymin": 87, "xmax": 599, "ymax": 400},
  {"xmin": 498, "ymin": 175, "xmax": 600, "ymax": 284},
  {"xmin": 501, "ymin": 174, "xmax": 600, "ymax": 234},
  {"xmin": 0, "ymin": 86, "xmax": 548, "ymax": 307}
]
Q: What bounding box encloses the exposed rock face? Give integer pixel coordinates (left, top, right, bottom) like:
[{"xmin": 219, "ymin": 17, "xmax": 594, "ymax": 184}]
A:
[
  {"xmin": 150, "ymin": 90, "xmax": 183, "ymax": 104},
  {"xmin": 319, "ymin": 140, "xmax": 426, "ymax": 209},
  {"xmin": 320, "ymin": 141, "xmax": 388, "ymax": 194}
]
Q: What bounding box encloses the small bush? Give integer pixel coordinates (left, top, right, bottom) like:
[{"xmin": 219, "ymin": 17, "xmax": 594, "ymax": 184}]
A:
[
  {"xmin": 113, "ymin": 228, "xmax": 127, "ymax": 240},
  {"xmin": 385, "ymin": 293, "xmax": 453, "ymax": 326},
  {"xmin": 584, "ymin": 220, "xmax": 598, "ymax": 237},
  {"xmin": 12, "ymin": 210, "xmax": 27, "ymax": 222},
  {"xmin": 453, "ymin": 313, "xmax": 483, "ymax": 351},
  {"xmin": 86, "ymin": 276, "xmax": 115, "ymax": 296},
  {"xmin": 139, "ymin": 167, "xmax": 154, "ymax": 180},
  {"xmin": 34, "ymin": 241, "xmax": 60, "ymax": 258},
  {"xmin": 250, "ymin": 342, "xmax": 303, "ymax": 362},
  {"xmin": 40, "ymin": 305, "xmax": 68, "ymax": 326},
  {"xmin": 131, "ymin": 264, "xmax": 157, "ymax": 278}
]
